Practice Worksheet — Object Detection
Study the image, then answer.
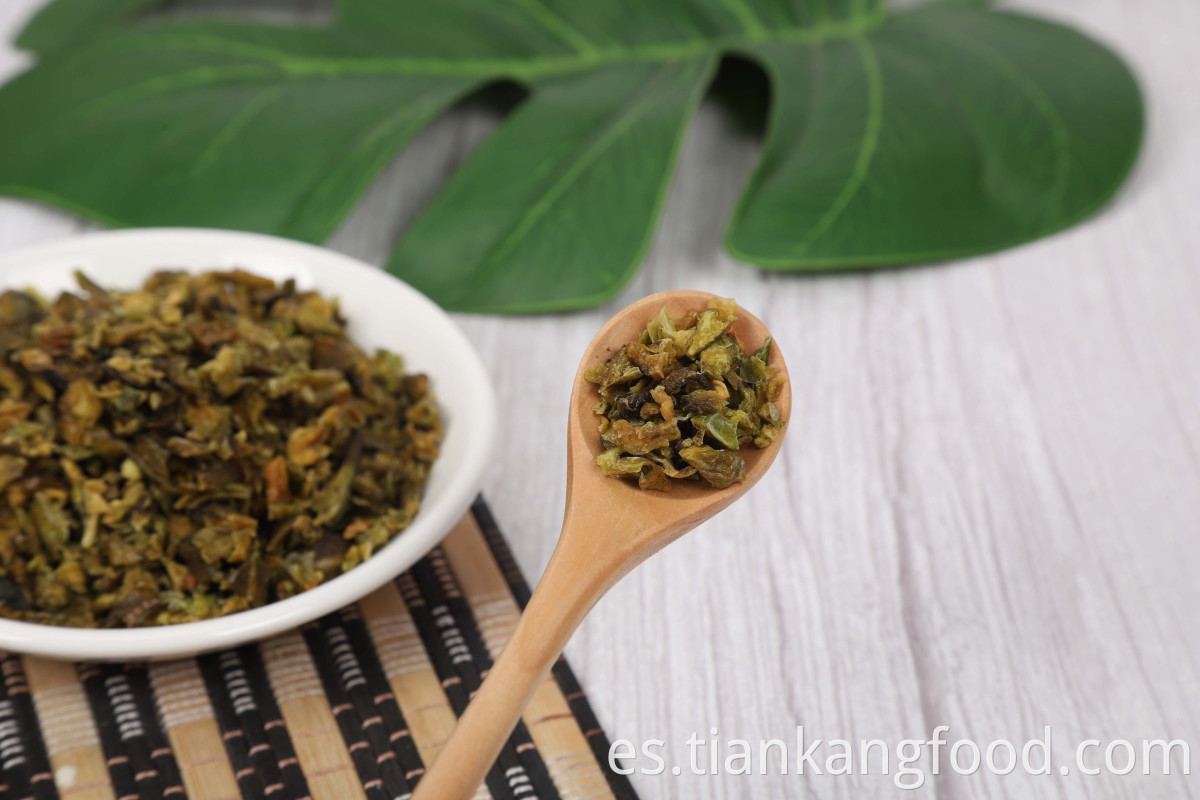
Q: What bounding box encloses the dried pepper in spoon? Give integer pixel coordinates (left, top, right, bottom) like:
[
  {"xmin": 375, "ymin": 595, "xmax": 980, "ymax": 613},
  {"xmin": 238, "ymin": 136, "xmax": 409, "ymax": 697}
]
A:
[{"xmin": 586, "ymin": 296, "xmax": 785, "ymax": 490}]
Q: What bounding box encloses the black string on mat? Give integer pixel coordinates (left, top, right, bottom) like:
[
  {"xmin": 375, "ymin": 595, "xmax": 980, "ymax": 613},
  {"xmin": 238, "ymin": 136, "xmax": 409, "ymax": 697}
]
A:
[
  {"xmin": 397, "ymin": 568, "xmax": 520, "ymax": 800},
  {"xmin": 418, "ymin": 549, "xmax": 560, "ymax": 799},
  {"xmin": 0, "ymin": 653, "xmax": 55, "ymax": 800},
  {"xmin": 298, "ymin": 621, "xmax": 390, "ymax": 800},
  {"xmin": 78, "ymin": 663, "xmax": 147, "ymax": 800},
  {"xmin": 235, "ymin": 644, "xmax": 312, "ymax": 800},
  {"xmin": 120, "ymin": 664, "xmax": 185, "ymax": 799},
  {"xmin": 335, "ymin": 606, "xmax": 428, "ymax": 787},
  {"xmin": 470, "ymin": 497, "xmax": 641, "ymax": 800},
  {"xmin": 198, "ymin": 647, "xmax": 312, "ymax": 800}
]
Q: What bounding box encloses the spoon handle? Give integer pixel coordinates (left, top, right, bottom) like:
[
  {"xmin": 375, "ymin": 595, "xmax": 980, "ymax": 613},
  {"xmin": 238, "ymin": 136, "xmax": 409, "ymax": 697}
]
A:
[{"xmin": 411, "ymin": 529, "xmax": 617, "ymax": 800}]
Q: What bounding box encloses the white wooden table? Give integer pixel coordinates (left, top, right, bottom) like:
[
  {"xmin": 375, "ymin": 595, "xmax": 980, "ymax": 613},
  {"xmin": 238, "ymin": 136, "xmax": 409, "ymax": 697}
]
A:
[{"xmin": 2, "ymin": 2, "xmax": 1197, "ymax": 797}]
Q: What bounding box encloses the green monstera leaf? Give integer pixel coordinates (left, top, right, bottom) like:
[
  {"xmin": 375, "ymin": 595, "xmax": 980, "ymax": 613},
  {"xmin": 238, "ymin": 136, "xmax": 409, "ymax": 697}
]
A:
[{"xmin": 1, "ymin": 0, "xmax": 1142, "ymax": 312}]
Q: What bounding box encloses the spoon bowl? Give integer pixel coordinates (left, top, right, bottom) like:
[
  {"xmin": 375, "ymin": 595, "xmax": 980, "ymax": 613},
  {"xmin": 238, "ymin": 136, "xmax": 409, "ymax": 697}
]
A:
[
  {"xmin": 414, "ymin": 290, "xmax": 790, "ymax": 800},
  {"xmin": 570, "ymin": 291, "xmax": 790, "ymax": 505}
]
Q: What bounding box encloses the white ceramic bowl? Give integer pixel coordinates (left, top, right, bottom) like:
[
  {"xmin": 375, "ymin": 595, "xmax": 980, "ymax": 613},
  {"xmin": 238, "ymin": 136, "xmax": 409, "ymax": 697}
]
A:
[{"xmin": 0, "ymin": 229, "xmax": 497, "ymax": 661}]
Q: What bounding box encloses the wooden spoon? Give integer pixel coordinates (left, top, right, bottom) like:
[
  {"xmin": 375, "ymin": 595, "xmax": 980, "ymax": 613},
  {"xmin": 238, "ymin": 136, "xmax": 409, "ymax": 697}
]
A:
[{"xmin": 412, "ymin": 290, "xmax": 791, "ymax": 800}]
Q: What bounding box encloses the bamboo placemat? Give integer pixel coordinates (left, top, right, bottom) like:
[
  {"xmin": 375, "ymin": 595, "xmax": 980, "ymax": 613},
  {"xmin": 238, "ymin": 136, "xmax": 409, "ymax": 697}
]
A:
[{"xmin": 0, "ymin": 498, "xmax": 639, "ymax": 800}]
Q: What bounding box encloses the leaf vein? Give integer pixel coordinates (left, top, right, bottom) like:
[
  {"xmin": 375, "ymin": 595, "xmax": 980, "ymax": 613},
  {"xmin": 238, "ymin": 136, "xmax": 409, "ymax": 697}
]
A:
[
  {"xmin": 919, "ymin": 17, "xmax": 1071, "ymax": 222},
  {"xmin": 505, "ymin": 0, "xmax": 598, "ymax": 55},
  {"xmin": 450, "ymin": 60, "xmax": 702, "ymax": 303},
  {"xmin": 190, "ymin": 85, "xmax": 283, "ymax": 178},
  {"xmin": 83, "ymin": 64, "xmax": 282, "ymax": 117},
  {"xmin": 102, "ymin": 13, "xmax": 884, "ymax": 81},
  {"xmin": 282, "ymin": 83, "xmax": 469, "ymax": 238},
  {"xmin": 798, "ymin": 36, "xmax": 883, "ymax": 250},
  {"xmin": 716, "ymin": 0, "xmax": 769, "ymax": 36}
]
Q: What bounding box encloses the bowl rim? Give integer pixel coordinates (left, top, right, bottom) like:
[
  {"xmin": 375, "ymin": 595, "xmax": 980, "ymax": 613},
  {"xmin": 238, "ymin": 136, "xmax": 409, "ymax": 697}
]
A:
[{"xmin": 0, "ymin": 228, "xmax": 497, "ymax": 661}]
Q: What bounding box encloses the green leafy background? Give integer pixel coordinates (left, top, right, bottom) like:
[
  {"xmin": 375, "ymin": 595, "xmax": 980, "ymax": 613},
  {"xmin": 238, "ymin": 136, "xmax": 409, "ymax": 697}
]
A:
[{"xmin": 0, "ymin": 0, "xmax": 1143, "ymax": 312}]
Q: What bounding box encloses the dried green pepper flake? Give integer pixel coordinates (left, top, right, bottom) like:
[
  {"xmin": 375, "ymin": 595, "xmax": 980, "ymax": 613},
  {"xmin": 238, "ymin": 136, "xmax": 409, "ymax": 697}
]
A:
[
  {"xmin": 0, "ymin": 269, "xmax": 441, "ymax": 628},
  {"xmin": 691, "ymin": 413, "xmax": 741, "ymax": 451},
  {"xmin": 587, "ymin": 297, "xmax": 785, "ymax": 490},
  {"xmin": 679, "ymin": 445, "xmax": 747, "ymax": 489}
]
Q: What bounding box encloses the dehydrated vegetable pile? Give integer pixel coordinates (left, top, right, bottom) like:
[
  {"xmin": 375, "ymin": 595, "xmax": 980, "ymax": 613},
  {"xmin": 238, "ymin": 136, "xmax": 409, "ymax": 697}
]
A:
[
  {"xmin": 586, "ymin": 297, "xmax": 784, "ymax": 491},
  {"xmin": 0, "ymin": 270, "xmax": 441, "ymax": 627}
]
